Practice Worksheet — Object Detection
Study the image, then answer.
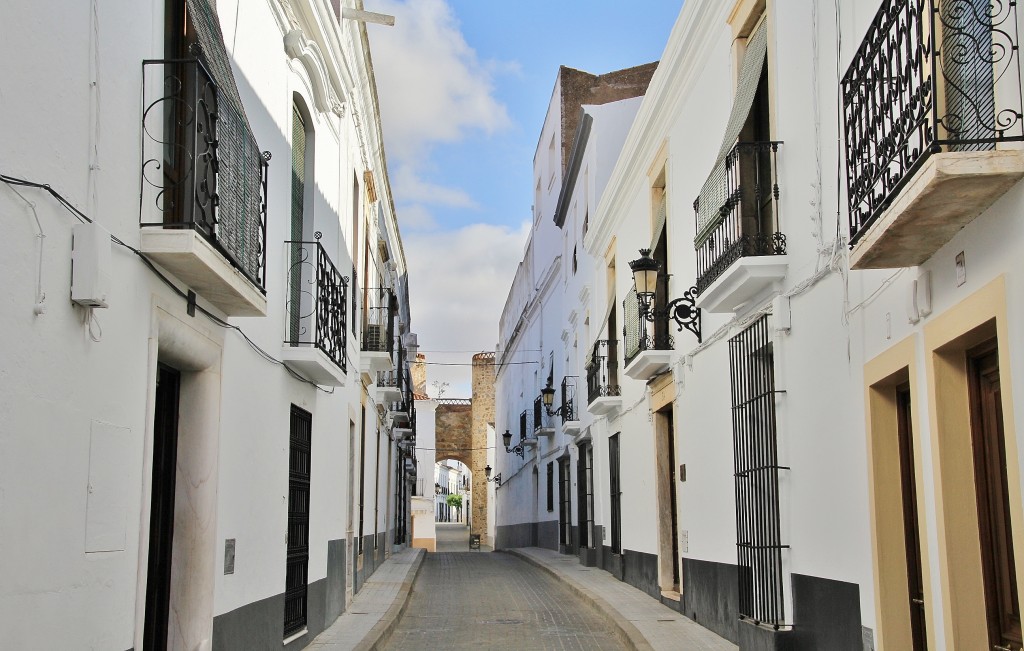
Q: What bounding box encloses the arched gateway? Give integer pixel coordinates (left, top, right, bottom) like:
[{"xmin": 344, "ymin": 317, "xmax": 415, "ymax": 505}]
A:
[{"xmin": 427, "ymin": 353, "xmax": 495, "ymax": 544}]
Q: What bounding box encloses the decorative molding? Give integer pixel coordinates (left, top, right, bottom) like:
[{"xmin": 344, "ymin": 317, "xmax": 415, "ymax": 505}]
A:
[{"xmin": 284, "ymin": 28, "xmax": 346, "ymax": 116}]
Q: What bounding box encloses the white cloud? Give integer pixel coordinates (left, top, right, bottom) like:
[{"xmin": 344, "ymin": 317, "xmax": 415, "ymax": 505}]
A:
[
  {"xmin": 368, "ymin": 0, "xmax": 512, "ymax": 160},
  {"xmin": 394, "ymin": 164, "xmax": 478, "ymax": 209},
  {"xmin": 395, "ymin": 203, "xmax": 438, "ymax": 231},
  {"xmin": 404, "ymin": 221, "xmax": 530, "ymax": 397},
  {"xmin": 367, "ymin": 0, "xmax": 512, "ymax": 220}
]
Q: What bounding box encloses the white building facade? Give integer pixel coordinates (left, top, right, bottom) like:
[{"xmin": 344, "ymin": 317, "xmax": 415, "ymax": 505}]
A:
[
  {"xmin": 0, "ymin": 1, "xmax": 417, "ymax": 649},
  {"xmin": 494, "ymin": 1, "xmax": 1024, "ymax": 650}
]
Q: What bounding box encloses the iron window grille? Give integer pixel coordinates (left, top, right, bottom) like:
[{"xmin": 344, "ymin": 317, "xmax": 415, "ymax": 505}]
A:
[
  {"xmin": 362, "ymin": 288, "xmax": 396, "ymax": 354},
  {"xmin": 694, "ymin": 141, "xmax": 784, "ymax": 295},
  {"xmin": 519, "ymin": 409, "xmax": 531, "ymax": 445},
  {"xmin": 728, "ymin": 315, "xmax": 789, "ymax": 628},
  {"xmin": 558, "ymin": 457, "xmax": 573, "ymax": 550},
  {"xmin": 586, "ymin": 340, "xmax": 621, "ymax": 405},
  {"xmin": 609, "ymin": 434, "xmax": 622, "ymax": 555},
  {"xmin": 560, "ymin": 376, "xmax": 578, "ymax": 423},
  {"xmin": 843, "ymin": 0, "xmax": 1024, "ymax": 244},
  {"xmin": 577, "ymin": 443, "xmax": 594, "ymax": 549},
  {"xmin": 546, "ymin": 462, "xmax": 554, "ymax": 512},
  {"xmin": 285, "ymin": 406, "xmax": 312, "ymax": 638},
  {"xmin": 140, "ymin": 58, "xmax": 269, "ymax": 291},
  {"xmin": 283, "ymin": 238, "xmax": 348, "ymax": 373}
]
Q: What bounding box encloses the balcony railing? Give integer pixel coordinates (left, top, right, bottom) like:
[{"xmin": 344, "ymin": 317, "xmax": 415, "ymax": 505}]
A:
[
  {"xmin": 533, "ymin": 396, "xmax": 554, "ymax": 434},
  {"xmin": 843, "ymin": 0, "xmax": 1024, "ymax": 243},
  {"xmin": 560, "ymin": 376, "xmax": 578, "ymax": 423},
  {"xmin": 377, "ymin": 370, "xmax": 403, "ymax": 391},
  {"xmin": 623, "ymin": 274, "xmax": 674, "ymax": 368},
  {"xmin": 694, "ymin": 142, "xmax": 784, "ymax": 294},
  {"xmin": 140, "ymin": 58, "xmax": 269, "ymax": 290},
  {"xmin": 362, "ymin": 288, "xmax": 395, "ymax": 354},
  {"xmin": 586, "ymin": 340, "xmax": 621, "ymax": 405},
  {"xmin": 284, "ymin": 239, "xmax": 347, "ymax": 372}
]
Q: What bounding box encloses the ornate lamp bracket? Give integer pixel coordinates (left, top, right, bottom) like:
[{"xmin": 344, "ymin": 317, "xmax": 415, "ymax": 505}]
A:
[{"xmin": 664, "ymin": 285, "xmax": 702, "ymax": 344}]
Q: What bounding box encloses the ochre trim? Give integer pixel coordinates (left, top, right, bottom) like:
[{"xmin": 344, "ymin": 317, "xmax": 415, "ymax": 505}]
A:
[
  {"xmin": 863, "ymin": 335, "xmax": 935, "ymax": 651},
  {"xmin": 923, "ymin": 275, "xmax": 1021, "ymax": 648},
  {"xmin": 650, "ymin": 373, "xmax": 675, "ymax": 411}
]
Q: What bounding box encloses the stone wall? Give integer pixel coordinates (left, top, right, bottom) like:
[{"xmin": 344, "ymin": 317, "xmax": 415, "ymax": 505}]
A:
[{"xmin": 471, "ymin": 353, "xmax": 495, "ymax": 544}]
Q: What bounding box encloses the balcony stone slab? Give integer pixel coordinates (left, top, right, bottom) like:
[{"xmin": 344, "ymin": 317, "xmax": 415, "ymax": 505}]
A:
[
  {"xmin": 624, "ymin": 350, "xmax": 675, "ymax": 381},
  {"xmin": 696, "ymin": 256, "xmax": 787, "ymax": 314},
  {"xmin": 140, "ymin": 229, "xmax": 267, "ymax": 317},
  {"xmin": 851, "ymin": 150, "xmax": 1024, "ymax": 269},
  {"xmin": 359, "ymin": 351, "xmax": 394, "ymax": 383},
  {"xmin": 561, "ymin": 420, "xmax": 581, "ymax": 436},
  {"xmin": 587, "ymin": 395, "xmax": 622, "ymax": 417},
  {"xmin": 280, "ymin": 346, "xmax": 346, "ymax": 387}
]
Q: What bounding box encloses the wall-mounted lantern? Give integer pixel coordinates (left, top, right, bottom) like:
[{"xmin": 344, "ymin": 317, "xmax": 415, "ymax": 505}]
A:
[
  {"xmin": 627, "ymin": 249, "xmax": 702, "ymax": 343},
  {"xmin": 502, "ymin": 429, "xmax": 524, "ymax": 458},
  {"xmin": 484, "ymin": 464, "xmax": 502, "ymax": 487}
]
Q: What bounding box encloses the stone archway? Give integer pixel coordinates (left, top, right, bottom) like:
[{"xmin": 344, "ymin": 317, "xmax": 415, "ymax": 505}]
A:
[{"xmin": 427, "ymin": 353, "xmax": 495, "ymax": 544}]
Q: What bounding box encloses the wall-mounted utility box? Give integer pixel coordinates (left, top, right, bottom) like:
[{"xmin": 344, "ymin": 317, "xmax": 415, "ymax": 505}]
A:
[{"xmin": 71, "ymin": 222, "xmax": 111, "ymax": 308}]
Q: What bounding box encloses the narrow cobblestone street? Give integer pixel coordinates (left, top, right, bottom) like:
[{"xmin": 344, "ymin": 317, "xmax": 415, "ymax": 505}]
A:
[{"xmin": 382, "ymin": 549, "xmax": 627, "ymax": 650}]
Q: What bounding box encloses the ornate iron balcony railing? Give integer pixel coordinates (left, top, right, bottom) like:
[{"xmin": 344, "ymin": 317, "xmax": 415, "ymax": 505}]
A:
[
  {"xmin": 843, "ymin": 0, "xmax": 1024, "ymax": 243},
  {"xmin": 283, "ymin": 239, "xmax": 348, "ymax": 372},
  {"xmin": 560, "ymin": 376, "xmax": 578, "ymax": 423},
  {"xmin": 533, "ymin": 395, "xmax": 554, "ymax": 433},
  {"xmin": 623, "ymin": 273, "xmax": 675, "ymax": 367},
  {"xmin": 141, "ymin": 59, "xmax": 270, "ymax": 291},
  {"xmin": 362, "ymin": 288, "xmax": 396, "ymax": 354},
  {"xmin": 694, "ymin": 142, "xmax": 784, "ymax": 295},
  {"xmin": 586, "ymin": 340, "xmax": 621, "ymax": 405},
  {"xmin": 377, "ymin": 370, "xmax": 403, "ymax": 390}
]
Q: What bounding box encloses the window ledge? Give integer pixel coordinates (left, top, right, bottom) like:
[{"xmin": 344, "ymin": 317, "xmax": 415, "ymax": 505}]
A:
[{"xmin": 851, "ymin": 150, "xmax": 1024, "ymax": 269}]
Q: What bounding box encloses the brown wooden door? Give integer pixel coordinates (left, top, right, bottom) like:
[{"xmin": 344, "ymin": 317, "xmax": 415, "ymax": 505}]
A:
[
  {"xmin": 897, "ymin": 385, "xmax": 927, "ymax": 651},
  {"xmin": 969, "ymin": 344, "xmax": 1021, "ymax": 650}
]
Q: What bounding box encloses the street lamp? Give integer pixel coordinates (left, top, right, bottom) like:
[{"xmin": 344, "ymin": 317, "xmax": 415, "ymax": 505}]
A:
[
  {"xmin": 627, "ymin": 248, "xmax": 702, "ymax": 343},
  {"xmin": 484, "ymin": 464, "xmax": 502, "ymax": 487},
  {"xmin": 540, "ymin": 378, "xmax": 570, "ymax": 418},
  {"xmin": 502, "ymin": 429, "xmax": 524, "ymax": 458}
]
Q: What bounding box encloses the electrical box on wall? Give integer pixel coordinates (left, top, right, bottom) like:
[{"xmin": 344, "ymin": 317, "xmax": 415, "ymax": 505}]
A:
[{"xmin": 71, "ymin": 222, "xmax": 111, "ymax": 308}]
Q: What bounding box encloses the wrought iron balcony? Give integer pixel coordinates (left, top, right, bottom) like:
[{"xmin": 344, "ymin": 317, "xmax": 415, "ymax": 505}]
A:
[
  {"xmin": 280, "ymin": 238, "xmax": 348, "ymax": 385},
  {"xmin": 359, "ymin": 287, "xmax": 396, "ymax": 378},
  {"xmin": 623, "ymin": 272, "xmax": 675, "ymax": 369},
  {"xmin": 694, "ymin": 141, "xmax": 784, "ymax": 298},
  {"xmin": 362, "ymin": 288, "xmax": 396, "ymax": 353},
  {"xmin": 140, "ymin": 59, "xmax": 270, "ymax": 316},
  {"xmin": 533, "ymin": 396, "xmax": 555, "ymax": 437},
  {"xmin": 586, "ymin": 340, "xmax": 621, "ymax": 415},
  {"xmin": 559, "ymin": 376, "xmax": 579, "ymax": 425},
  {"xmin": 843, "ymin": 0, "xmax": 1024, "ymax": 268},
  {"xmin": 376, "ymin": 369, "xmax": 403, "ymax": 403},
  {"xmin": 519, "ymin": 409, "xmax": 537, "ymax": 448}
]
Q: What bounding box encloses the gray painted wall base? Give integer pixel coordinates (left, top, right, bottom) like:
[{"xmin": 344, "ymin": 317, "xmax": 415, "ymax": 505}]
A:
[
  {"xmin": 211, "ymin": 577, "xmax": 326, "ymax": 651},
  {"xmin": 790, "ymin": 573, "xmax": 862, "ymax": 651},
  {"xmin": 682, "ymin": 557, "xmax": 739, "ymax": 644}
]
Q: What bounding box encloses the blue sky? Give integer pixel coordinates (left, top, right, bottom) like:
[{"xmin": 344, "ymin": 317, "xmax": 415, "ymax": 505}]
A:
[{"xmin": 366, "ymin": 0, "xmax": 684, "ymax": 396}]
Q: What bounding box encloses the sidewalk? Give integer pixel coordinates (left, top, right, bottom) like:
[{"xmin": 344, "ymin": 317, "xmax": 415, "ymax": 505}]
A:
[
  {"xmin": 506, "ymin": 547, "xmax": 738, "ymax": 651},
  {"xmin": 307, "ymin": 546, "xmax": 425, "ymax": 651}
]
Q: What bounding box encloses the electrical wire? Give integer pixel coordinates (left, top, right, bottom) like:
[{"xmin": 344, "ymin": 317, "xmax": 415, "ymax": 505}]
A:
[{"xmin": 1, "ymin": 172, "xmax": 335, "ymax": 392}]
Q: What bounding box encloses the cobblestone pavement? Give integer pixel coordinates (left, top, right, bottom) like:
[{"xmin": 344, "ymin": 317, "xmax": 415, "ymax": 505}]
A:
[{"xmin": 381, "ymin": 552, "xmax": 628, "ymax": 651}]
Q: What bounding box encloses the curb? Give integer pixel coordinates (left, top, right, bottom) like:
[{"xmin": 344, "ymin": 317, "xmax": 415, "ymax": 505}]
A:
[
  {"xmin": 503, "ymin": 549, "xmax": 654, "ymax": 651},
  {"xmin": 352, "ymin": 547, "xmax": 426, "ymax": 651}
]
